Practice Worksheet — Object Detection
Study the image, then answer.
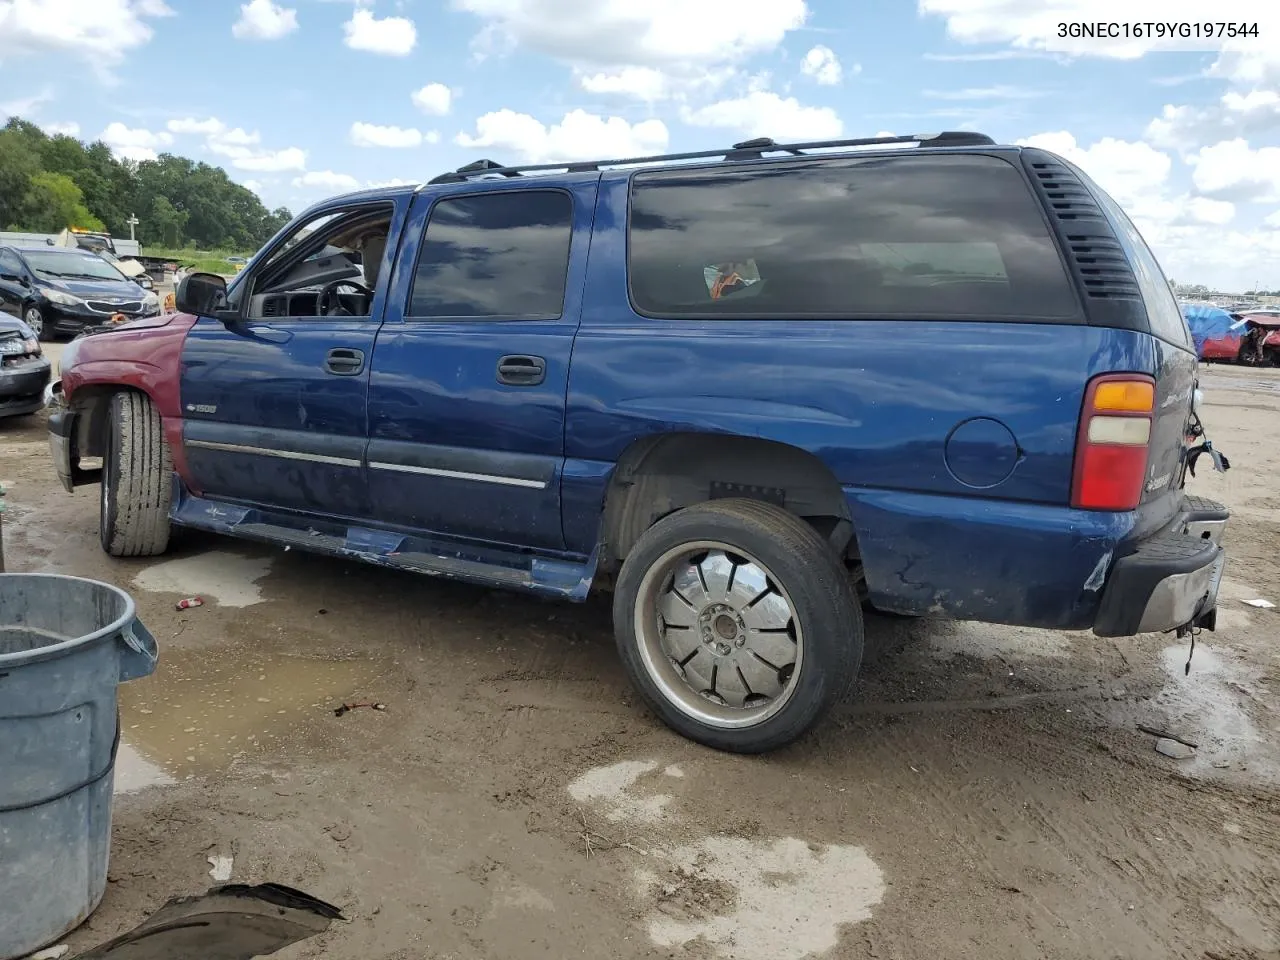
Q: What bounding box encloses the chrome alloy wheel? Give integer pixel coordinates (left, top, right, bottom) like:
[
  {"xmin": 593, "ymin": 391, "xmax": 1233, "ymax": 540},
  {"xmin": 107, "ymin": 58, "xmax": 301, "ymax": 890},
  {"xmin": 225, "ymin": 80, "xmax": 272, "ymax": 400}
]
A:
[
  {"xmin": 24, "ymin": 305, "xmax": 44, "ymax": 338},
  {"xmin": 633, "ymin": 541, "xmax": 802, "ymax": 729}
]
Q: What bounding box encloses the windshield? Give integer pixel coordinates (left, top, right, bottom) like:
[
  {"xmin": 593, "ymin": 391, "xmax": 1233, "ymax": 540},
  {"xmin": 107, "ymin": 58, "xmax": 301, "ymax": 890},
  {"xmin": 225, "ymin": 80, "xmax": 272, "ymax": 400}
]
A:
[{"xmin": 25, "ymin": 251, "xmax": 129, "ymax": 282}]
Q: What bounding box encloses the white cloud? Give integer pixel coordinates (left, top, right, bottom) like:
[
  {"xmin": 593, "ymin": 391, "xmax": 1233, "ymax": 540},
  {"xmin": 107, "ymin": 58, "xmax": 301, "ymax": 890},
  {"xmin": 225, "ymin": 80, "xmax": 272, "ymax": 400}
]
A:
[
  {"xmin": 233, "ymin": 147, "xmax": 307, "ymax": 172},
  {"xmin": 292, "ymin": 170, "xmax": 361, "ymax": 191},
  {"xmin": 1146, "ymin": 91, "xmax": 1280, "ymax": 149},
  {"xmin": 1013, "ymin": 130, "xmax": 1280, "ymax": 291},
  {"xmin": 455, "ymin": 0, "xmax": 807, "ymax": 68},
  {"xmin": 1208, "ymin": 44, "xmax": 1280, "ymax": 88},
  {"xmin": 241, "ymin": 179, "xmax": 264, "ymax": 195},
  {"xmin": 100, "ymin": 122, "xmax": 174, "ymax": 161},
  {"xmin": 1016, "ymin": 131, "xmax": 1172, "ymax": 210},
  {"xmin": 350, "ymin": 121, "xmax": 423, "ymax": 148},
  {"xmin": 577, "ymin": 66, "xmax": 670, "ymax": 101},
  {"xmin": 232, "ymin": 0, "xmax": 299, "ymax": 40},
  {"xmin": 923, "ymin": 85, "xmax": 1041, "ymax": 100},
  {"xmin": 366, "ymin": 177, "xmax": 419, "ymax": 188},
  {"xmin": 1265, "ymin": 209, "xmax": 1280, "ymax": 229},
  {"xmin": 0, "ymin": 89, "xmax": 53, "ymax": 118},
  {"xmin": 41, "ymin": 121, "xmax": 81, "ymax": 137},
  {"xmin": 168, "ymin": 116, "xmax": 225, "ymax": 136},
  {"xmin": 343, "ymin": 8, "xmax": 416, "ymax": 55},
  {"xmin": 919, "ymin": 1, "xmax": 1280, "ymax": 59},
  {"xmin": 0, "ymin": 0, "xmax": 172, "ymax": 67},
  {"xmin": 1188, "ymin": 139, "xmax": 1280, "ymax": 203},
  {"xmin": 575, "ymin": 64, "xmax": 738, "ymax": 102},
  {"xmin": 456, "ymin": 108, "xmax": 669, "ymax": 163},
  {"xmin": 681, "ymin": 90, "xmax": 842, "ymax": 140},
  {"xmin": 800, "ymin": 45, "xmax": 842, "ymax": 85},
  {"xmin": 411, "ymin": 82, "xmax": 453, "ymax": 115},
  {"xmin": 166, "ymin": 117, "xmax": 263, "ymax": 159}
]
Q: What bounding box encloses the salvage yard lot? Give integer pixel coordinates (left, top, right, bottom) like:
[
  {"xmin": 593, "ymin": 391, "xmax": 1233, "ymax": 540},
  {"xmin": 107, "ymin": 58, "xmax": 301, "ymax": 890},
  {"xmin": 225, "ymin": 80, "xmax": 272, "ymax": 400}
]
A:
[{"xmin": 2, "ymin": 362, "xmax": 1279, "ymax": 960}]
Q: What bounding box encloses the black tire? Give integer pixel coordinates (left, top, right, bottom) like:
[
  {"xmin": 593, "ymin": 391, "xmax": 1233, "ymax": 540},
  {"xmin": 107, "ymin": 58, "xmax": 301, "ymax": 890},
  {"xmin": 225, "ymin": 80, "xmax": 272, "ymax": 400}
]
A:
[
  {"xmin": 100, "ymin": 391, "xmax": 172, "ymax": 557},
  {"xmin": 613, "ymin": 498, "xmax": 863, "ymax": 753},
  {"xmin": 22, "ymin": 303, "xmax": 48, "ymax": 342}
]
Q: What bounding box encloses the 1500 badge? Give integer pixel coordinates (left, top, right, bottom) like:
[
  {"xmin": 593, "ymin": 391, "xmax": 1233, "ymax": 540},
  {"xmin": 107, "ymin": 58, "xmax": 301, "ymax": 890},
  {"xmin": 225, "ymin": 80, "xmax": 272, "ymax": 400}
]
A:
[{"xmin": 186, "ymin": 403, "xmax": 217, "ymax": 414}]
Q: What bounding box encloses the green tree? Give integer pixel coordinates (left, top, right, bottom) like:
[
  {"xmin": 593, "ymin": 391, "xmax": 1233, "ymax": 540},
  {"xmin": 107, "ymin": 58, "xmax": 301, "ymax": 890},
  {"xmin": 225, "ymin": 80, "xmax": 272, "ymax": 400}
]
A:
[
  {"xmin": 0, "ymin": 126, "xmax": 42, "ymax": 229},
  {"xmin": 25, "ymin": 171, "xmax": 106, "ymax": 231},
  {"xmin": 0, "ymin": 114, "xmax": 292, "ymax": 251},
  {"xmin": 150, "ymin": 194, "xmax": 188, "ymax": 247}
]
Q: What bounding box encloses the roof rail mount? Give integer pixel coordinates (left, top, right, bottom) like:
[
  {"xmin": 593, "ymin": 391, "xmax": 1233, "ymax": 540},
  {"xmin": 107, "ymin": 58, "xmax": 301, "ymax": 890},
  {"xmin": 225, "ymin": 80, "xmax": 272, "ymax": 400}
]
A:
[{"xmin": 426, "ymin": 130, "xmax": 997, "ymax": 184}]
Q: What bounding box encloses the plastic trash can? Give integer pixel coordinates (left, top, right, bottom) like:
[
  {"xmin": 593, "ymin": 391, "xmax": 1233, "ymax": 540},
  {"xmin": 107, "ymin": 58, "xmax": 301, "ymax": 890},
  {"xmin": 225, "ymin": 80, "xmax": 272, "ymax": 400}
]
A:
[{"xmin": 0, "ymin": 574, "xmax": 159, "ymax": 960}]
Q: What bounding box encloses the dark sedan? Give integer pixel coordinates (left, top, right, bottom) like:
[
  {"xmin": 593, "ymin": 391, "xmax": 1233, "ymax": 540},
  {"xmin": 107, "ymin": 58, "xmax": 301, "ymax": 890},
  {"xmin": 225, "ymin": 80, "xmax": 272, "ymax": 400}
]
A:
[
  {"xmin": 0, "ymin": 244, "xmax": 160, "ymax": 341},
  {"xmin": 0, "ymin": 314, "xmax": 50, "ymax": 418}
]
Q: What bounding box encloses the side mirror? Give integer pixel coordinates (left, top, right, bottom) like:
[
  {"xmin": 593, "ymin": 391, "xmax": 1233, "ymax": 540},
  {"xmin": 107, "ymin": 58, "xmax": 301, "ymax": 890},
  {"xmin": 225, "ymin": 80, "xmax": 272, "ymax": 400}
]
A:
[
  {"xmin": 175, "ymin": 272, "xmax": 228, "ymax": 317},
  {"xmin": 0, "ymin": 272, "xmax": 20, "ymax": 283}
]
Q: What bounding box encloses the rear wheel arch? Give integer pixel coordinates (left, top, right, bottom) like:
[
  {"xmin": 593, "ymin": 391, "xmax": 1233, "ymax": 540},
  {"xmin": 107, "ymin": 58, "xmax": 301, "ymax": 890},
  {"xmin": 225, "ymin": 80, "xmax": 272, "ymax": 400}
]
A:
[{"xmin": 597, "ymin": 432, "xmax": 856, "ymax": 570}]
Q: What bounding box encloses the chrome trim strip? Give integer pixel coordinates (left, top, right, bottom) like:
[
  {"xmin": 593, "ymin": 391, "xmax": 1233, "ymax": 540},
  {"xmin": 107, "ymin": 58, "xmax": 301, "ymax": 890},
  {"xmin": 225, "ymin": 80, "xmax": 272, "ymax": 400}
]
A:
[
  {"xmin": 367, "ymin": 460, "xmax": 548, "ymax": 489},
  {"xmin": 186, "ymin": 439, "xmax": 361, "ymax": 468}
]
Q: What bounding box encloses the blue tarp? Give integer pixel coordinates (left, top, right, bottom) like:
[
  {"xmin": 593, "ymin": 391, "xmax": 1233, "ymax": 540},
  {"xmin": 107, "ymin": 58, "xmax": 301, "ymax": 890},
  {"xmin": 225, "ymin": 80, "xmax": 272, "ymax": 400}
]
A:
[{"xmin": 1182, "ymin": 304, "xmax": 1238, "ymax": 358}]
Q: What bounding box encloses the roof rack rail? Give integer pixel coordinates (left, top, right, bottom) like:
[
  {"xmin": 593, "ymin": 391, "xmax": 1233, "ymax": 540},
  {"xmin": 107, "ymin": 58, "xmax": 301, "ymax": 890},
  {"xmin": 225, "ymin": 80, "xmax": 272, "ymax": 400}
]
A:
[{"xmin": 424, "ymin": 131, "xmax": 997, "ymax": 184}]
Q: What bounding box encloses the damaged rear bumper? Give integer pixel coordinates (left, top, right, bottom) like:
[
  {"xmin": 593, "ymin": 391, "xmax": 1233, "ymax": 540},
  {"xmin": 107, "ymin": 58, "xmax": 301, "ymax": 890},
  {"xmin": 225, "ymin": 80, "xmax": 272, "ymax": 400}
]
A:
[{"xmin": 1092, "ymin": 496, "xmax": 1228, "ymax": 637}]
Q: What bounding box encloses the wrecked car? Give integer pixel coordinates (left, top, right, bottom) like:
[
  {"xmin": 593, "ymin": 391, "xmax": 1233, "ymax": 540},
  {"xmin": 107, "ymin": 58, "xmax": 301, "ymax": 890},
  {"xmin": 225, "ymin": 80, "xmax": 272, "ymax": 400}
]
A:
[{"xmin": 47, "ymin": 131, "xmax": 1229, "ymax": 753}]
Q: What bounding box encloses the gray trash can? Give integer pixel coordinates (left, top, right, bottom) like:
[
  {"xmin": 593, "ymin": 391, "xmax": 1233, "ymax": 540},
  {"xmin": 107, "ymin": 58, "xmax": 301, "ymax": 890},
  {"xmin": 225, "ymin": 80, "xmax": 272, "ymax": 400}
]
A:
[{"xmin": 0, "ymin": 574, "xmax": 159, "ymax": 960}]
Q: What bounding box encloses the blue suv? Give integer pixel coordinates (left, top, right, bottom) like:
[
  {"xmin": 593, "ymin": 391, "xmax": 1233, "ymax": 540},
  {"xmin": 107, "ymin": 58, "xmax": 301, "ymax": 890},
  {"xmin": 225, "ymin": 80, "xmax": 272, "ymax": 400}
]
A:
[{"xmin": 47, "ymin": 132, "xmax": 1230, "ymax": 753}]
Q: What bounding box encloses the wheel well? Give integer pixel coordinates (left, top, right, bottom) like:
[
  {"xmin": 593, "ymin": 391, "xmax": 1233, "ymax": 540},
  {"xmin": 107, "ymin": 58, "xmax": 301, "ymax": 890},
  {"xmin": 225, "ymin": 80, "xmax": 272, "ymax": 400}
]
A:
[
  {"xmin": 70, "ymin": 385, "xmax": 142, "ymax": 457},
  {"xmin": 598, "ymin": 433, "xmax": 854, "ymax": 570}
]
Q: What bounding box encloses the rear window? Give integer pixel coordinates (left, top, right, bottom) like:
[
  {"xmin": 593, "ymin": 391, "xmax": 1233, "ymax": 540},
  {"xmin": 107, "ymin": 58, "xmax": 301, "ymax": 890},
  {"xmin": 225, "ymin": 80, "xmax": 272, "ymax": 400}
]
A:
[{"xmin": 627, "ymin": 154, "xmax": 1080, "ymax": 321}]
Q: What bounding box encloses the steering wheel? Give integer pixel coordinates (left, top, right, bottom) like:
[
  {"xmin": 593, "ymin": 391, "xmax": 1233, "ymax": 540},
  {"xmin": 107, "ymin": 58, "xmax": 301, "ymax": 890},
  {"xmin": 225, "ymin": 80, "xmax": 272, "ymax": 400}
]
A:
[{"xmin": 316, "ymin": 279, "xmax": 373, "ymax": 317}]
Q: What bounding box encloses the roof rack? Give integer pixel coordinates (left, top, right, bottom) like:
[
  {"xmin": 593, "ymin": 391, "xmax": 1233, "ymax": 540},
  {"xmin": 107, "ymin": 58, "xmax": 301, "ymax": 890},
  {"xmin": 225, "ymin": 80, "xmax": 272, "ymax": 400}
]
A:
[{"xmin": 425, "ymin": 131, "xmax": 997, "ymax": 185}]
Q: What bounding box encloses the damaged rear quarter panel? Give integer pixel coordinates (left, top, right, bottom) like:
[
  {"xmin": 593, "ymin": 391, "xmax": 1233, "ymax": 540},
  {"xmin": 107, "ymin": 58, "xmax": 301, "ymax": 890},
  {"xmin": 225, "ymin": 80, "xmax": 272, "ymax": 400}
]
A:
[{"xmin": 846, "ymin": 487, "xmax": 1135, "ymax": 629}]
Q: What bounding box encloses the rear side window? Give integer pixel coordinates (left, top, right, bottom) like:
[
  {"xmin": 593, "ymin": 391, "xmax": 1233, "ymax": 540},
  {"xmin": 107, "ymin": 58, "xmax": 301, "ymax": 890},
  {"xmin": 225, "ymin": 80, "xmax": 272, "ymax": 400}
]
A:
[
  {"xmin": 627, "ymin": 155, "xmax": 1080, "ymax": 321},
  {"xmin": 1090, "ymin": 186, "xmax": 1193, "ymax": 350},
  {"xmin": 409, "ymin": 190, "xmax": 573, "ymax": 319}
]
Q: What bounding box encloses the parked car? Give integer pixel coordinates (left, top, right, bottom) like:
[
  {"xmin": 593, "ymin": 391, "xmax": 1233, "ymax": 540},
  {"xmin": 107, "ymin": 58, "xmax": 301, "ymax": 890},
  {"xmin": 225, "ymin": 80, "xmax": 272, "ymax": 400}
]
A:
[
  {"xmin": 1183, "ymin": 303, "xmax": 1245, "ymax": 361},
  {"xmin": 0, "ymin": 245, "xmax": 161, "ymax": 341},
  {"xmin": 0, "ymin": 314, "xmax": 50, "ymax": 419},
  {"xmin": 45, "ymin": 132, "xmax": 1229, "ymax": 752},
  {"xmin": 1183, "ymin": 302, "xmax": 1280, "ymax": 365}
]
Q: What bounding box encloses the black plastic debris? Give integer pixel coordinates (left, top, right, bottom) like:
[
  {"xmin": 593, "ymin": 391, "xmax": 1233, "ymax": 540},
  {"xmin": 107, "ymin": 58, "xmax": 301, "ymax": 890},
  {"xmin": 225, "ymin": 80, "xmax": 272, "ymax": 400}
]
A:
[{"xmin": 74, "ymin": 883, "xmax": 344, "ymax": 959}]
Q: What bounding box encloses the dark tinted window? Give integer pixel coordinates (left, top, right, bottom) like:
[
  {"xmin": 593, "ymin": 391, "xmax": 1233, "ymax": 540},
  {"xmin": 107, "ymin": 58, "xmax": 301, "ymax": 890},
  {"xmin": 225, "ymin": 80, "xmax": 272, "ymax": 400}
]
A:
[
  {"xmin": 0, "ymin": 250, "xmax": 22, "ymax": 274},
  {"xmin": 628, "ymin": 155, "xmax": 1080, "ymax": 321},
  {"xmin": 409, "ymin": 190, "xmax": 573, "ymax": 319},
  {"xmin": 1090, "ymin": 186, "xmax": 1192, "ymax": 350}
]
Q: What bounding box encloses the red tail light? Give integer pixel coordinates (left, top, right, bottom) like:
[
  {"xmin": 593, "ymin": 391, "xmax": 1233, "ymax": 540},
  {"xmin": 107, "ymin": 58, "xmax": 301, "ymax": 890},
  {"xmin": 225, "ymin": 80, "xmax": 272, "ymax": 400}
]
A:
[{"xmin": 1071, "ymin": 374, "xmax": 1155, "ymax": 511}]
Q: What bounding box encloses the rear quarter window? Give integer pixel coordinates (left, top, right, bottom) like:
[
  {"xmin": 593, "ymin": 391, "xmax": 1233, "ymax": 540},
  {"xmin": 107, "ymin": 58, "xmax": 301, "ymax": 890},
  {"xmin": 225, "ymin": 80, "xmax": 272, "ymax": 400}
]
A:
[
  {"xmin": 627, "ymin": 154, "xmax": 1081, "ymax": 322},
  {"xmin": 1087, "ymin": 183, "xmax": 1193, "ymax": 351}
]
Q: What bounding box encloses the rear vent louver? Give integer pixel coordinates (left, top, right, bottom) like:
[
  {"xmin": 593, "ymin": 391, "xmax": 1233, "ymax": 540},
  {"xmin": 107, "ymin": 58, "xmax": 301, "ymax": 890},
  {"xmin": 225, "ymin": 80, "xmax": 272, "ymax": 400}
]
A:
[{"xmin": 1026, "ymin": 157, "xmax": 1141, "ymax": 300}]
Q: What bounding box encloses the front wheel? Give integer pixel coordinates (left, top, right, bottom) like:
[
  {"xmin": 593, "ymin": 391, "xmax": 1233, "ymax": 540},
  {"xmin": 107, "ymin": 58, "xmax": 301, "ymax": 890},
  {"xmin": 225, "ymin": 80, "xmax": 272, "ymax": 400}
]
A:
[
  {"xmin": 23, "ymin": 304, "xmax": 46, "ymax": 341},
  {"xmin": 613, "ymin": 498, "xmax": 863, "ymax": 753},
  {"xmin": 101, "ymin": 391, "xmax": 173, "ymax": 557}
]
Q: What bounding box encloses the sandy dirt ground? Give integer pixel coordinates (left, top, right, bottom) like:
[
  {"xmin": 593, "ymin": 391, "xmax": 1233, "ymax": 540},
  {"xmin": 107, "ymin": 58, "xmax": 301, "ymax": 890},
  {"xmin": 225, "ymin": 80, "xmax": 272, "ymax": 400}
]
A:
[{"xmin": 2, "ymin": 351, "xmax": 1278, "ymax": 960}]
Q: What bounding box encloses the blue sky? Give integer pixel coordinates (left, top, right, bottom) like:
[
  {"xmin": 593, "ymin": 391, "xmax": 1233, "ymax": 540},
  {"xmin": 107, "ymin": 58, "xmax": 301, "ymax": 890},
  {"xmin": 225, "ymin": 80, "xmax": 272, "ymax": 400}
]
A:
[{"xmin": 2, "ymin": 0, "xmax": 1278, "ymax": 290}]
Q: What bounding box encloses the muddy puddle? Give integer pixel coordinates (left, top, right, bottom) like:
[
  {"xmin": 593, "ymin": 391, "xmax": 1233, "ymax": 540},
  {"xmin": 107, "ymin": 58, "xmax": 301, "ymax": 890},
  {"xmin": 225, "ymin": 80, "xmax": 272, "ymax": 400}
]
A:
[{"xmin": 117, "ymin": 646, "xmax": 387, "ymax": 784}]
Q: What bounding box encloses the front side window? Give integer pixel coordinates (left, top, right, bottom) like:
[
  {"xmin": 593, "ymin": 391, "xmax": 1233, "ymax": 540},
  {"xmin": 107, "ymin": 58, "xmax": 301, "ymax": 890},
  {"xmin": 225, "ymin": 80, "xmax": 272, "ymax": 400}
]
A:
[
  {"xmin": 241, "ymin": 204, "xmax": 393, "ymax": 319},
  {"xmin": 408, "ymin": 190, "xmax": 573, "ymax": 319},
  {"xmin": 628, "ymin": 155, "xmax": 1080, "ymax": 321}
]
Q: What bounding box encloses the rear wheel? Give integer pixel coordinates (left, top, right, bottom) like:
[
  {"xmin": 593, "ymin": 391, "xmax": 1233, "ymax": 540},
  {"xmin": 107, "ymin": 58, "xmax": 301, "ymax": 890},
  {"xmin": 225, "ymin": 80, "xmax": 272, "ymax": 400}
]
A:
[
  {"xmin": 613, "ymin": 498, "xmax": 862, "ymax": 753},
  {"xmin": 100, "ymin": 391, "xmax": 172, "ymax": 557}
]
